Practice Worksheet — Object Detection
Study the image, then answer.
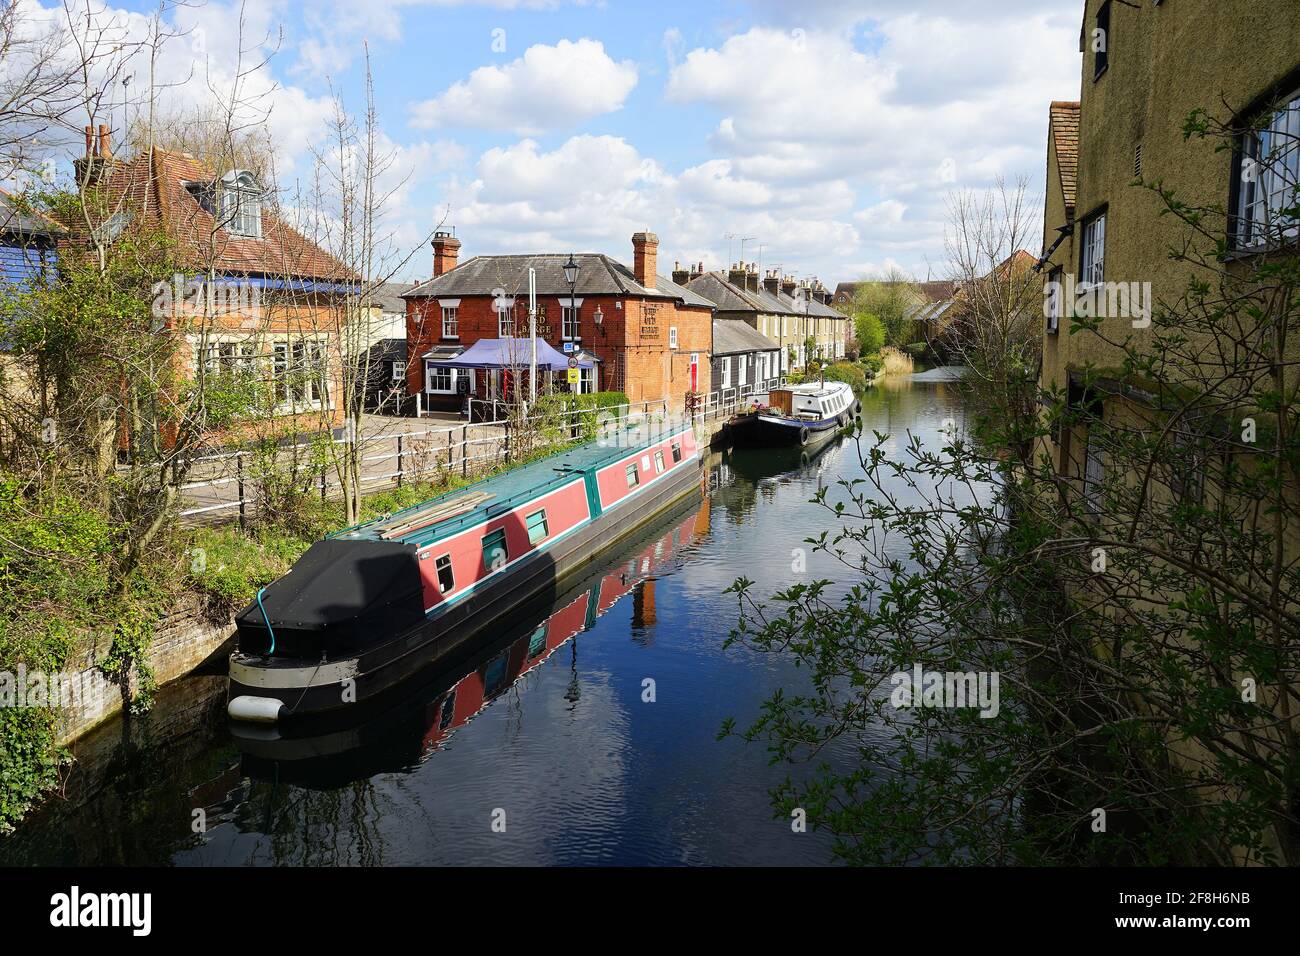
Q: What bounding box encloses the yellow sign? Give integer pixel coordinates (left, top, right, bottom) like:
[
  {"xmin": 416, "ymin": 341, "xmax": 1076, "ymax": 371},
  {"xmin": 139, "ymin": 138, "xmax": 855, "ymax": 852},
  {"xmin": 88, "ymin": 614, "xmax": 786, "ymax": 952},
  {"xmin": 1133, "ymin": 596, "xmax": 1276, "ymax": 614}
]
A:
[{"xmin": 567, "ymin": 367, "xmax": 580, "ymax": 385}]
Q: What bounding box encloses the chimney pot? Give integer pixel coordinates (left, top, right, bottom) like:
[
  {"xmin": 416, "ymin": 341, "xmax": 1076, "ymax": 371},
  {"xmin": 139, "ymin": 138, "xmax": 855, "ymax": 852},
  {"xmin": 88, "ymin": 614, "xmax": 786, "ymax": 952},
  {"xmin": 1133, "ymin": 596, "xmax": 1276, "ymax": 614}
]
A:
[{"xmin": 97, "ymin": 124, "xmax": 112, "ymax": 160}]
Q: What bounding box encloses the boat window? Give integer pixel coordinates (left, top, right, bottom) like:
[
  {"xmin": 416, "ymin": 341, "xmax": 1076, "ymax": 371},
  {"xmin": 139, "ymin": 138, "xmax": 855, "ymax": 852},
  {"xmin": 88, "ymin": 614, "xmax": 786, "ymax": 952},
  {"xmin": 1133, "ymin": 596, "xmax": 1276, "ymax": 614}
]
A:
[
  {"xmin": 626, "ymin": 463, "xmax": 639, "ymax": 487},
  {"xmin": 526, "ymin": 509, "xmax": 549, "ymax": 545},
  {"xmin": 671, "ymin": 442, "xmax": 682, "ymax": 463},
  {"xmin": 654, "ymin": 450, "xmax": 666, "ymax": 474},
  {"xmin": 435, "ymin": 554, "xmax": 455, "ymax": 592},
  {"xmin": 483, "ymin": 652, "xmax": 509, "ymax": 697},
  {"xmin": 482, "ymin": 529, "xmax": 509, "ymax": 571},
  {"xmin": 527, "ymin": 624, "xmax": 547, "ymax": 659}
]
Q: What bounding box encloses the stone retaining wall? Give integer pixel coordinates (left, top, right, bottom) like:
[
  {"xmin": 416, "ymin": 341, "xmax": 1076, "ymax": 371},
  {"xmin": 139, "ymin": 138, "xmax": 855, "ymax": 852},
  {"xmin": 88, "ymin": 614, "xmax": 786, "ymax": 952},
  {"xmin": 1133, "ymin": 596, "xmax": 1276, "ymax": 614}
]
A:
[{"xmin": 55, "ymin": 594, "xmax": 234, "ymax": 745}]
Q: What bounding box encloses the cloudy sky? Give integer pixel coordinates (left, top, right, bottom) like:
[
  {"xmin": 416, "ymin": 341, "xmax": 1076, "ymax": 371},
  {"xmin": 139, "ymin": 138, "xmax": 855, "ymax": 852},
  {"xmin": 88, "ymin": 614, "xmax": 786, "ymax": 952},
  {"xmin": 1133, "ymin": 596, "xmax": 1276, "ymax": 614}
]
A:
[{"xmin": 19, "ymin": 0, "xmax": 1086, "ymax": 284}]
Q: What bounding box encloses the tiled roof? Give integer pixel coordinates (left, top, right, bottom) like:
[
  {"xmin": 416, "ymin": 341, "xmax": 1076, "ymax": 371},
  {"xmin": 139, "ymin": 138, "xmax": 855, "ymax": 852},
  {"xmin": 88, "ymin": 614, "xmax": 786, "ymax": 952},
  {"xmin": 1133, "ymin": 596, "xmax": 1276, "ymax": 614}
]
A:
[
  {"xmin": 404, "ymin": 253, "xmax": 714, "ymax": 310},
  {"xmin": 713, "ymin": 317, "xmax": 780, "ymax": 356},
  {"xmin": 97, "ymin": 148, "xmax": 354, "ymax": 281},
  {"xmin": 685, "ymin": 271, "xmax": 800, "ymax": 316},
  {"xmin": 1050, "ymin": 101, "xmax": 1080, "ymax": 217}
]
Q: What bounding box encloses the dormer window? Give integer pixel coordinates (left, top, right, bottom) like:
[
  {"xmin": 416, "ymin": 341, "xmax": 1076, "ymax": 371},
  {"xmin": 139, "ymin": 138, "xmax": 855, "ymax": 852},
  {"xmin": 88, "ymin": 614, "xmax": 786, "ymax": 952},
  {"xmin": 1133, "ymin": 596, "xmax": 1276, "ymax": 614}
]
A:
[{"xmin": 219, "ymin": 170, "xmax": 262, "ymax": 238}]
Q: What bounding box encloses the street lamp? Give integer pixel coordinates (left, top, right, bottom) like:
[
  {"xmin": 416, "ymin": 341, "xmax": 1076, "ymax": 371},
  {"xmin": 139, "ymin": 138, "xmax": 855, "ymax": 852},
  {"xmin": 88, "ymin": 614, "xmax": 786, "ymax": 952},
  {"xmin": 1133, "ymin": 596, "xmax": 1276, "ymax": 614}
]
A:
[{"xmin": 563, "ymin": 254, "xmax": 581, "ymax": 380}]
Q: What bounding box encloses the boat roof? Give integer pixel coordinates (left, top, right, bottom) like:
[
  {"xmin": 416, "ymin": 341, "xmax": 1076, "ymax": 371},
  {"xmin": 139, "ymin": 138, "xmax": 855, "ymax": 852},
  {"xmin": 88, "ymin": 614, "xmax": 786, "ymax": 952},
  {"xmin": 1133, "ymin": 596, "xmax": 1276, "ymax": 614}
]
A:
[
  {"xmin": 331, "ymin": 420, "xmax": 693, "ymax": 549},
  {"xmin": 778, "ymin": 381, "xmax": 853, "ymax": 397}
]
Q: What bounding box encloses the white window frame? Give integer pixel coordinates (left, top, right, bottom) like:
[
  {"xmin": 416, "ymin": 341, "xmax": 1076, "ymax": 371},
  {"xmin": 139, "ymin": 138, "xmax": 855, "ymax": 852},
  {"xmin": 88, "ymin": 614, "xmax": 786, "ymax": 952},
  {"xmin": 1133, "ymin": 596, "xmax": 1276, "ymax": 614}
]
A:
[
  {"xmin": 268, "ymin": 336, "xmax": 330, "ymax": 412},
  {"xmin": 497, "ymin": 306, "xmax": 514, "ymax": 337},
  {"xmin": 391, "ymin": 360, "xmax": 404, "ymax": 381},
  {"xmin": 720, "ymin": 355, "xmax": 732, "ymax": 389},
  {"xmin": 1084, "ymin": 431, "xmax": 1104, "ymax": 515},
  {"xmin": 219, "ymin": 171, "xmax": 262, "ymax": 239},
  {"xmin": 441, "ymin": 305, "xmax": 459, "ymax": 339},
  {"xmin": 669, "ymin": 326, "xmax": 678, "ymax": 349},
  {"xmin": 1046, "ymin": 268, "xmax": 1062, "ymax": 334},
  {"xmin": 1080, "ymin": 212, "xmax": 1106, "ymax": 290},
  {"xmin": 1235, "ymin": 91, "xmax": 1300, "ymax": 250},
  {"xmin": 562, "ymin": 305, "xmax": 580, "ymax": 341},
  {"xmin": 426, "ymin": 365, "xmax": 459, "ymax": 394}
]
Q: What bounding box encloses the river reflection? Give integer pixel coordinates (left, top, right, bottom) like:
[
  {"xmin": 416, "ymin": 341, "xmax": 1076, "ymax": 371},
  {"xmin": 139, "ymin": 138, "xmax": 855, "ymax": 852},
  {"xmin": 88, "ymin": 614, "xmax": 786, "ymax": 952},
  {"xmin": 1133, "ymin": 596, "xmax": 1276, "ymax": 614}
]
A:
[{"xmin": 1, "ymin": 370, "xmax": 965, "ymax": 866}]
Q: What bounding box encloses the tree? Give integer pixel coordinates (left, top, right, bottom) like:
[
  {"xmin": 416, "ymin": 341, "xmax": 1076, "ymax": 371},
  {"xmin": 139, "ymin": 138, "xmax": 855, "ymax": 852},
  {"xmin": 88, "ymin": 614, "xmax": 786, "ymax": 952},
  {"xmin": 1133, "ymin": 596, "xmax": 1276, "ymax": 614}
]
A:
[
  {"xmin": 943, "ymin": 178, "xmax": 1043, "ymax": 452},
  {"xmin": 854, "ymin": 312, "xmax": 885, "ymax": 355},
  {"xmin": 849, "ymin": 267, "xmax": 921, "ymax": 348}
]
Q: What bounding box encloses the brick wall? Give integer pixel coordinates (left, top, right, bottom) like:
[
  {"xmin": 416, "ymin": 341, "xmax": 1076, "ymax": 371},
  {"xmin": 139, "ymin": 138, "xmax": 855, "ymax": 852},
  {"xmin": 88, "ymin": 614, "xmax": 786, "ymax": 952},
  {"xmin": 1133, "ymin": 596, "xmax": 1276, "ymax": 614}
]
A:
[
  {"xmin": 408, "ymin": 292, "xmax": 712, "ymax": 413},
  {"xmin": 55, "ymin": 594, "xmax": 234, "ymax": 745}
]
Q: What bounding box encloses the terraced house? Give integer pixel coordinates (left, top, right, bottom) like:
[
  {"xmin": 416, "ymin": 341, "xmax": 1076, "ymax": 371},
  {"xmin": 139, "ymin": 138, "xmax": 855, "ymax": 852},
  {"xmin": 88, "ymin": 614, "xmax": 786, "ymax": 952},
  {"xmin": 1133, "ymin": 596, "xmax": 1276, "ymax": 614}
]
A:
[
  {"xmin": 1037, "ymin": 1, "xmax": 1300, "ymax": 490},
  {"xmin": 404, "ymin": 231, "xmax": 714, "ymax": 414},
  {"xmin": 679, "ymin": 262, "xmax": 846, "ymax": 384}
]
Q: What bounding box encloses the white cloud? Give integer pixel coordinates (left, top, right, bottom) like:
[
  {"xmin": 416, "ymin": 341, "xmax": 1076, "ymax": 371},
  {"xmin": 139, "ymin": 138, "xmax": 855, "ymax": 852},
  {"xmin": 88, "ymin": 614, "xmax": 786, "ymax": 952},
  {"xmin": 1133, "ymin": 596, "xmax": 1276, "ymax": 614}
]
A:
[
  {"xmin": 434, "ymin": 134, "xmax": 861, "ymax": 282},
  {"xmin": 409, "ymin": 39, "xmax": 638, "ymax": 135},
  {"xmin": 663, "ymin": 11, "xmax": 1078, "ymax": 276}
]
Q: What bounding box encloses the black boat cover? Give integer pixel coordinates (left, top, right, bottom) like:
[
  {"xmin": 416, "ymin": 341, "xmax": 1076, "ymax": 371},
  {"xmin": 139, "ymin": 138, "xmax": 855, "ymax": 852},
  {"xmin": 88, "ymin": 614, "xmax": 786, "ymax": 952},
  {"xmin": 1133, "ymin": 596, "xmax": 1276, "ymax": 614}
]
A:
[{"xmin": 235, "ymin": 539, "xmax": 426, "ymax": 657}]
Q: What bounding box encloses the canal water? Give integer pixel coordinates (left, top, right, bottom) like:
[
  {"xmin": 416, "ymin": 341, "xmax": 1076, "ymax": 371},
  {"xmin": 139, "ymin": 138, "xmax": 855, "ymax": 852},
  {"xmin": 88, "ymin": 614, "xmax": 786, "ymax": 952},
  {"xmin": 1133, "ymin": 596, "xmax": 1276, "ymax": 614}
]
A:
[{"xmin": 0, "ymin": 370, "xmax": 965, "ymax": 866}]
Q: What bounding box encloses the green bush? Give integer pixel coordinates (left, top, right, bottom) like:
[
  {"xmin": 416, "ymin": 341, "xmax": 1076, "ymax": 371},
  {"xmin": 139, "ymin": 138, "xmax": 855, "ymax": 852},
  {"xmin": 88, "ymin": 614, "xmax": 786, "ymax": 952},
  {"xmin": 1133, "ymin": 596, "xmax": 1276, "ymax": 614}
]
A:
[
  {"xmin": 820, "ymin": 362, "xmax": 869, "ymax": 392},
  {"xmin": 860, "ymin": 353, "xmax": 884, "ymax": 378},
  {"xmin": 855, "ymin": 313, "xmax": 886, "ymax": 354},
  {"xmin": 533, "ymin": 390, "xmax": 630, "ymax": 442},
  {"xmin": 904, "ymin": 342, "xmax": 928, "ymax": 357}
]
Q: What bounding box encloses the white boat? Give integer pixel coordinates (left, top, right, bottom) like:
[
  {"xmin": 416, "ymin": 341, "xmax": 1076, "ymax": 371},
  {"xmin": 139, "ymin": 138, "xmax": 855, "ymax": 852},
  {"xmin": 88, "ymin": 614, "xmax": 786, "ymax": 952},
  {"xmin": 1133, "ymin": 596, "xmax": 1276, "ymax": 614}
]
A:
[{"xmin": 735, "ymin": 381, "xmax": 859, "ymax": 446}]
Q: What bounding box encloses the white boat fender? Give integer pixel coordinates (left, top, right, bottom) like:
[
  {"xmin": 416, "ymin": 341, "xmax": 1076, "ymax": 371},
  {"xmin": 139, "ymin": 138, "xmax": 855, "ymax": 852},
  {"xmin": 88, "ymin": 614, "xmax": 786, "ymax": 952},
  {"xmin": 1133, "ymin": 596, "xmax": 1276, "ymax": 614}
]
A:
[{"xmin": 228, "ymin": 695, "xmax": 287, "ymax": 724}]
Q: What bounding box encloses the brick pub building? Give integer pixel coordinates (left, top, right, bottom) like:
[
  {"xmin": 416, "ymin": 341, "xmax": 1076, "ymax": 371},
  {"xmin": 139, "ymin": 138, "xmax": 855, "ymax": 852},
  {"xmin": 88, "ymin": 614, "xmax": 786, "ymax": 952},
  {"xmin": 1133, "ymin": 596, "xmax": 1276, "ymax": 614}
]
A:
[{"xmin": 403, "ymin": 231, "xmax": 714, "ymax": 414}]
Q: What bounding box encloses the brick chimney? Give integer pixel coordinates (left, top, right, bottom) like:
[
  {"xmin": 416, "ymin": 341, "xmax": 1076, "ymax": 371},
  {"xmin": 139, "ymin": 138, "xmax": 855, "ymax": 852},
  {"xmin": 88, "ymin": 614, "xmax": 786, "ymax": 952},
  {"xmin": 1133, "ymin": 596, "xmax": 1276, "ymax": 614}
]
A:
[
  {"xmin": 762, "ymin": 270, "xmax": 781, "ymax": 297},
  {"xmin": 781, "ymin": 275, "xmax": 797, "ymax": 298},
  {"xmin": 744, "ymin": 263, "xmax": 760, "ymax": 294},
  {"xmin": 672, "ymin": 260, "xmax": 691, "ymax": 285},
  {"xmin": 632, "ymin": 231, "xmax": 658, "ymax": 289},
  {"xmin": 74, "ymin": 123, "xmax": 115, "ymax": 188},
  {"xmin": 431, "ymin": 230, "xmax": 461, "ymax": 278},
  {"xmin": 728, "ymin": 262, "xmax": 747, "ymax": 289}
]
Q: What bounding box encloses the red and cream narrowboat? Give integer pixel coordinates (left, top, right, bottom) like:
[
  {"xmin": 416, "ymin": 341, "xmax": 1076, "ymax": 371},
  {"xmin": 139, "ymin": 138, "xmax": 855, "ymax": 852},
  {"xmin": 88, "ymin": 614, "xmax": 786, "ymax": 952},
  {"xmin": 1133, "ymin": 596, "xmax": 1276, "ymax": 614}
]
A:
[
  {"xmin": 230, "ymin": 493, "xmax": 711, "ymax": 778},
  {"xmin": 227, "ymin": 420, "xmax": 702, "ymax": 723}
]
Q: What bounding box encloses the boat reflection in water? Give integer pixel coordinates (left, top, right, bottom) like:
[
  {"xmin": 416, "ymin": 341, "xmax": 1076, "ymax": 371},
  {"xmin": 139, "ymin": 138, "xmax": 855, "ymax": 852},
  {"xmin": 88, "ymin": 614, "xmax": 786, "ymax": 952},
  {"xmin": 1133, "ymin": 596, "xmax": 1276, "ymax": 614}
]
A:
[
  {"xmin": 719, "ymin": 428, "xmax": 848, "ymax": 484},
  {"xmin": 232, "ymin": 488, "xmax": 712, "ymax": 787}
]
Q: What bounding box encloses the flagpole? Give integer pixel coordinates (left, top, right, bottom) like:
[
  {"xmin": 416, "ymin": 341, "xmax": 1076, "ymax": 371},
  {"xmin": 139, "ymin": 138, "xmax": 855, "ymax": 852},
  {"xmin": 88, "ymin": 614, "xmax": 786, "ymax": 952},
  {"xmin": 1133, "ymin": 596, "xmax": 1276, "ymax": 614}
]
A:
[{"xmin": 528, "ymin": 267, "xmax": 538, "ymax": 403}]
